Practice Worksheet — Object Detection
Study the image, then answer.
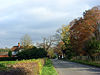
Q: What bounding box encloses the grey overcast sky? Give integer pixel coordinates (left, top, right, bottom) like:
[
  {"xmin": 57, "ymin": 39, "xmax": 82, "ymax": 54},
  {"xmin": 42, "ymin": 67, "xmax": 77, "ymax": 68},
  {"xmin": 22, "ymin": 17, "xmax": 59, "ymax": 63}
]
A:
[{"xmin": 0, "ymin": 0, "xmax": 100, "ymax": 48}]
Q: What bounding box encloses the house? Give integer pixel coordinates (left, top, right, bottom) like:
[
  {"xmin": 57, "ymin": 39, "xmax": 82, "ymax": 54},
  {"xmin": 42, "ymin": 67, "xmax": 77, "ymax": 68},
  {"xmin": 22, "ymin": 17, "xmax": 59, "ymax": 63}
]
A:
[
  {"xmin": 0, "ymin": 52, "xmax": 8, "ymax": 57},
  {"xmin": 11, "ymin": 43, "xmax": 23, "ymax": 55},
  {"xmin": 0, "ymin": 48, "xmax": 10, "ymax": 57}
]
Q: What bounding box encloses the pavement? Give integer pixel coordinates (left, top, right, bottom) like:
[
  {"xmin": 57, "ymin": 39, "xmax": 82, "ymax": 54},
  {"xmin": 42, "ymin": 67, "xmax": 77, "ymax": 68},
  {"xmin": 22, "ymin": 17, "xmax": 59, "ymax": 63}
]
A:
[{"xmin": 52, "ymin": 59, "xmax": 100, "ymax": 75}]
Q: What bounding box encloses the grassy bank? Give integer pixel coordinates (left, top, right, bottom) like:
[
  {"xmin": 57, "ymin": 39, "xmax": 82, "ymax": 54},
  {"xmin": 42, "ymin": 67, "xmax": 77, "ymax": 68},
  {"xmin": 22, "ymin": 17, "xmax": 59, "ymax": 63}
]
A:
[
  {"xmin": 0, "ymin": 59, "xmax": 44, "ymax": 75},
  {"xmin": 0, "ymin": 58, "xmax": 58, "ymax": 75},
  {"xmin": 0, "ymin": 59, "xmax": 35, "ymax": 70},
  {"xmin": 41, "ymin": 59, "xmax": 58, "ymax": 75},
  {"xmin": 71, "ymin": 60, "xmax": 100, "ymax": 68}
]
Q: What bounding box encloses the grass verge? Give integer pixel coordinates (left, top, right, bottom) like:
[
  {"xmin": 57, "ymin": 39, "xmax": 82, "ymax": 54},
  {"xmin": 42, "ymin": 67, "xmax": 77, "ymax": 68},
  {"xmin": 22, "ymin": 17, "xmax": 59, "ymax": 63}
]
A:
[
  {"xmin": 41, "ymin": 59, "xmax": 58, "ymax": 75},
  {"xmin": 71, "ymin": 60, "xmax": 100, "ymax": 68}
]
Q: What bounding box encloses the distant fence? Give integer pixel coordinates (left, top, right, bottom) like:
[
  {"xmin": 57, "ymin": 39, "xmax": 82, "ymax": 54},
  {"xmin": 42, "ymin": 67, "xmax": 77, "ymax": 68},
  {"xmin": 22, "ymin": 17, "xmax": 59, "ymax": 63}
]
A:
[{"xmin": 73, "ymin": 56, "xmax": 100, "ymax": 61}]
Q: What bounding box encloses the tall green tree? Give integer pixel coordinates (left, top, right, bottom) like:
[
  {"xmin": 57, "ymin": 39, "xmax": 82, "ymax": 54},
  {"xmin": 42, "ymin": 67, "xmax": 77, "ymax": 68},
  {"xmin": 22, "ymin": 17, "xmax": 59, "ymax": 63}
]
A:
[
  {"xmin": 55, "ymin": 25, "xmax": 71, "ymax": 46},
  {"xmin": 55, "ymin": 25, "xmax": 75, "ymax": 59}
]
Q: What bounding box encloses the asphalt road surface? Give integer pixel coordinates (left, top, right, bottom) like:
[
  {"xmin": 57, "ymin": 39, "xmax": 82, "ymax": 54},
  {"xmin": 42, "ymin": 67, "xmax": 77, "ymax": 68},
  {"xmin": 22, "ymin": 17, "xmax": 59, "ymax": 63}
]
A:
[{"xmin": 52, "ymin": 59, "xmax": 100, "ymax": 75}]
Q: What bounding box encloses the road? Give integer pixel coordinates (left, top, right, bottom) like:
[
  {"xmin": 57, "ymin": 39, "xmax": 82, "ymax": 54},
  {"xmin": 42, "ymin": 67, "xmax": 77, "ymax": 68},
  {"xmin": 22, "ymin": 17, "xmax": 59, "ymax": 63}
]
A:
[{"xmin": 52, "ymin": 59, "xmax": 100, "ymax": 75}]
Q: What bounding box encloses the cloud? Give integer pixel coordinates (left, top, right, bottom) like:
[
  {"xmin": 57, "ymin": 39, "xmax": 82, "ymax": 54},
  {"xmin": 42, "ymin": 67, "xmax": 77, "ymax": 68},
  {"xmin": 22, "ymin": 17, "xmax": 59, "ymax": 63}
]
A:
[
  {"xmin": 0, "ymin": 16, "xmax": 9, "ymax": 21},
  {"xmin": 0, "ymin": 0, "xmax": 99, "ymax": 48},
  {"xmin": 27, "ymin": 7, "xmax": 69, "ymax": 21},
  {"xmin": 0, "ymin": 31, "xmax": 7, "ymax": 36}
]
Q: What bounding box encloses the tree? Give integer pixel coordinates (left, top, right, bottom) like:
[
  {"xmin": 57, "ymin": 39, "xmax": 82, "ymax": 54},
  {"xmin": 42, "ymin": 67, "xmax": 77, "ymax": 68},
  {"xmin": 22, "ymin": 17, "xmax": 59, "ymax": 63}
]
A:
[
  {"xmin": 55, "ymin": 41, "xmax": 65, "ymax": 56},
  {"xmin": 70, "ymin": 6, "xmax": 100, "ymax": 55},
  {"xmin": 38, "ymin": 36, "xmax": 55, "ymax": 51},
  {"xmin": 55, "ymin": 25, "xmax": 70, "ymax": 45},
  {"xmin": 20, "ymin": 34, "xmax": 33, "ymax": 48},
  {"xmin": 55, "ymin": 25, "xmax": 75, "ymax": 59},
  {"xmin": 84, "ymin": 37, "xmax": 100, "ymax": 60},
  {"xmin": 8, "ymin": 50, "xmax": 12, "ymax": 57},
  {"xmin": 47, "ymin": 49, "xmax": 55, "ymax": 58}
]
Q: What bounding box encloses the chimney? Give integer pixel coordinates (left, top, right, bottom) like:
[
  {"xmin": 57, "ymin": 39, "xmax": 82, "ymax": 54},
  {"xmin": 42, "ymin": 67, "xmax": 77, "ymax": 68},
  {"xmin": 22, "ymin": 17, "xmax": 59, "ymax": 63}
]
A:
[{"xmin": 18, "ymin": 43, "xmax": 20, "ymax": 48}]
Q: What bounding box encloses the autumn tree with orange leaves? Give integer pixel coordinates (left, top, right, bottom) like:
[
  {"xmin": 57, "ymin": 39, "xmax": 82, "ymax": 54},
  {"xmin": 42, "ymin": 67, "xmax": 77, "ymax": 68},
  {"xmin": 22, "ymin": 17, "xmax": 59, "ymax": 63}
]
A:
[{"xmin": 70, "ymin": 6, "xmax": 100, "ymax": 56}]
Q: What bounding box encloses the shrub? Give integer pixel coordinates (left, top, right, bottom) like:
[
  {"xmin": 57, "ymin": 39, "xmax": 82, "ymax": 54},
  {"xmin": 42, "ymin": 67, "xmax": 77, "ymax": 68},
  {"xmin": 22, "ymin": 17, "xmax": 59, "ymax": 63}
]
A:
[
  {"xmin": 0, "ymin": 57, "xmax": 17, "ymax": 61},
  {"xmin": 84, "ymin": 37, "xmax": 100, "ymax": 60},
  {"xmin": 47, "ymin": 49, "xmax": 55, "ymax": 58},
  {"xmin": 16, "ymin": 47, "xmax": 47, "ymax": 60},
  {"xmin": 65, "ymin": 49, "xmax": 76, "ymax": 60},
  {"xmin": 8, "ymin": 51, "xmax": 12, "ymax": 57}
]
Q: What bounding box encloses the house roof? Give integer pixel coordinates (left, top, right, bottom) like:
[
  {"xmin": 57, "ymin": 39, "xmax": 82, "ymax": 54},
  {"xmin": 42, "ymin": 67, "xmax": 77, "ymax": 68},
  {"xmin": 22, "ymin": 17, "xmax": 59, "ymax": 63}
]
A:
[
  {"xmin": 0, "ymin": 52, "xmax": 8, "ymax": 55},
  {"xmin": 11, "ymin": 46, "xmax": 23, "ymax": 51}
]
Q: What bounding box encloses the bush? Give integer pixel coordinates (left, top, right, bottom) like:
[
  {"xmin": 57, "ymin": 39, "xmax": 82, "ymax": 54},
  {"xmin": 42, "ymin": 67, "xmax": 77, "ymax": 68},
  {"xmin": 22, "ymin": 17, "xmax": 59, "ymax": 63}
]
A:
[
  {"xmin": 16, "ymin": 47, "xmax": 47, "ymax": 60},
  {"xmin": 0, "ymin": 57, "xmax": 17, "ymax": 61},
  {"xmin": 84, "ymin": 37, "xmax": 100, "ymax": 60},
  {"xmin": 8, "ymin": 51, "xmax": 12, "ymax": 57},
  {"xmin": 47, "ymin": 49, "xmax": 55, "ymax": 58},
  {"xmin": 65, "ymin": 49, "xmax": 76, "ymax": 60}
]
